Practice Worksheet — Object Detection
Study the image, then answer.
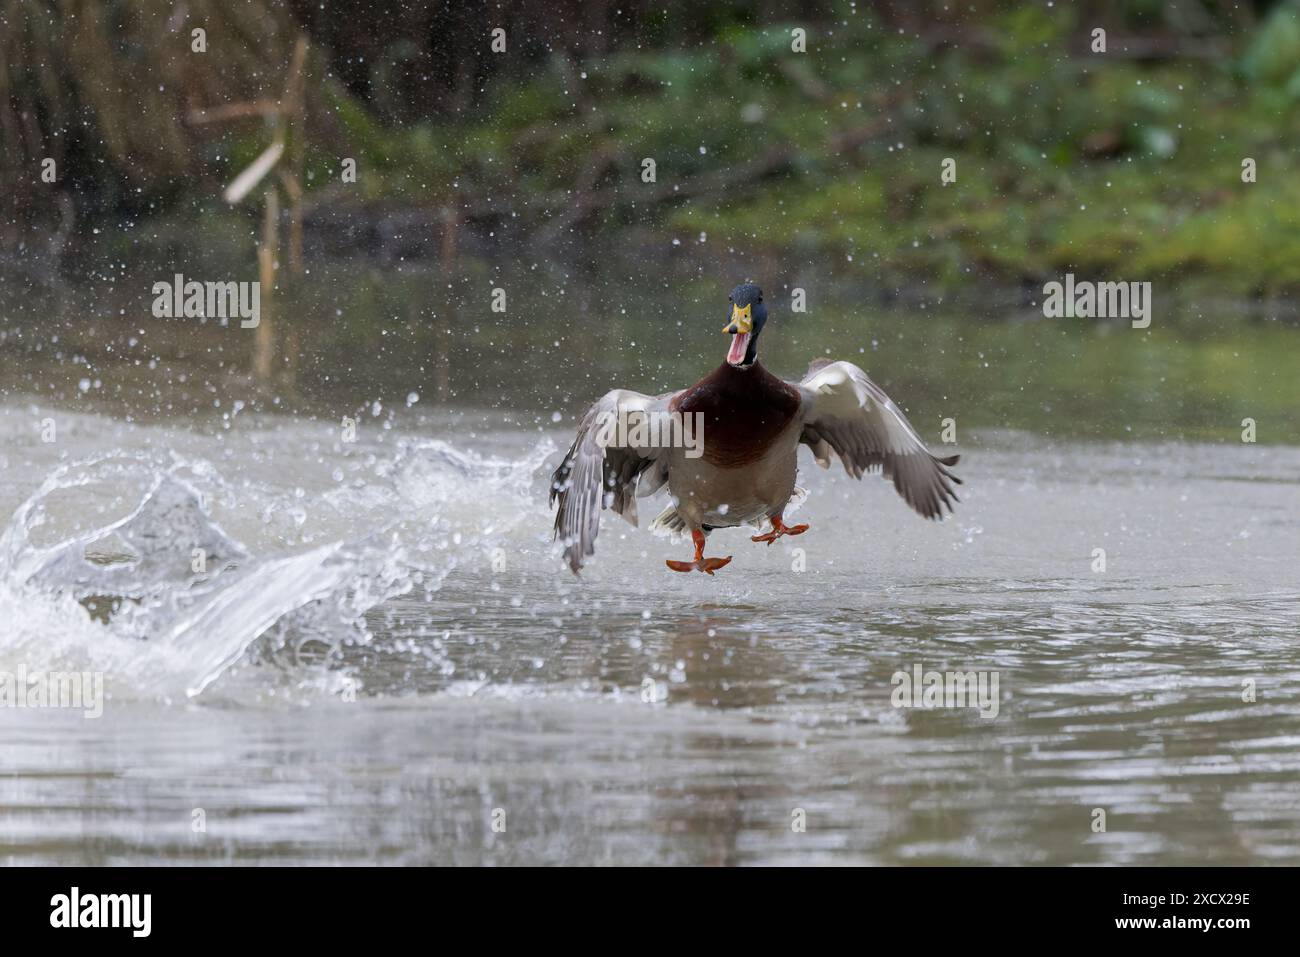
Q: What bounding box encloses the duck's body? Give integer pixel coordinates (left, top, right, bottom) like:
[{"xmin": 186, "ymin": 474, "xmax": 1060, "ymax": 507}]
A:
[
  {"xmin": 550, "ymin": 283, "xmax": 962, "ymax": 575},
  {"xmin": 662, "ymin": 362, "xmax": 801, "ymax": 533}
]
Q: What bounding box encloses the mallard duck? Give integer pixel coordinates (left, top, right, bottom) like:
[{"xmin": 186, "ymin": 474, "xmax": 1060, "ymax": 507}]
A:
[{"xmin": 550, "ymin": 282, "xmax": 962, "ymax": 574}]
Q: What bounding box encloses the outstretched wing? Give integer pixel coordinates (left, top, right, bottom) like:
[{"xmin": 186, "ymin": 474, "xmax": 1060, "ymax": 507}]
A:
[
  {"xmin": 795, "ymin": 360, "xmax": 962, "ymax": 519},
  {"xmin": 549, "ymin": 389, "xmax": 674, "ymax": 573}
]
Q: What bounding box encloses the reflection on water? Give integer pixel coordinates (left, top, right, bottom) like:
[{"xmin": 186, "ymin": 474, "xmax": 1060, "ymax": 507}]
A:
[
  {"xmin": 0, "ymin": 400, "xmax": 1297, "ymax": 864},
  {"xmin": 1, "ymin": 253, "xmax": 1298, "ymax": 864},
  {"xmin": 2, "ymin": 254, "xmax": 1297, "ymax": 441}
]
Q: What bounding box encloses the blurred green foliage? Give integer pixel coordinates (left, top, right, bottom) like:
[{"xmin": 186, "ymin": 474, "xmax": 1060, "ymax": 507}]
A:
[
  {"xmin": 9, "ymin": 1, "xmax": 1300, "ymax": 300},
  {"xmin": 294, "ymin": 3, "xmax": 1300, "ymax": 297}
]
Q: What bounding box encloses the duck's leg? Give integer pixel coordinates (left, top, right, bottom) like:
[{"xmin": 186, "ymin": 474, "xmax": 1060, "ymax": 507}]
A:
[
  {"xmin": 666, "ymin": 529, "xmax": 733, "ymax": 574},
  {"xmin": 751, "ymin": 512, "xmax": 810, "ymax": 545}
]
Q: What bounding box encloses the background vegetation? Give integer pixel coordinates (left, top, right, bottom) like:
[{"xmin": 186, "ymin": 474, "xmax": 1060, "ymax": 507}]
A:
[{"xmin": 5, "ymin": 0, "xmax": 1300, "ymax": 301}]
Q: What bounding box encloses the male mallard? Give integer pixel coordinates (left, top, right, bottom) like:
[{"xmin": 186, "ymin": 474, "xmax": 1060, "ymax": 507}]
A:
[{"xmin": 550, "ymin": 282, "xmax": 961, "ymax": 574}]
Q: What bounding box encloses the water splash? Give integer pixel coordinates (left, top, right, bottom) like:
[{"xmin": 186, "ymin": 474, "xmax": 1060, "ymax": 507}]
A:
[{"xmin": 0, "ymin": 435, "xmax": 553, "ymax": 702}]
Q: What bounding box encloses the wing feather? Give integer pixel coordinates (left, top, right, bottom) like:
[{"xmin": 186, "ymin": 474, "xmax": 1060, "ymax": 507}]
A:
[
  {"xmin": 796, "ymin": 361, "xmax": 962, "ymax": 520},
  {"xmin": 549, "ymin": 389, "xmax": 672, "ymax": 573}
]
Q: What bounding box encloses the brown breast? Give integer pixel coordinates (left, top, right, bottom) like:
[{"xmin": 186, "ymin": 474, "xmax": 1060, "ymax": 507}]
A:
[{"xmin": 671, "ymin": 362, "xmax": 800, "ymax": 468}]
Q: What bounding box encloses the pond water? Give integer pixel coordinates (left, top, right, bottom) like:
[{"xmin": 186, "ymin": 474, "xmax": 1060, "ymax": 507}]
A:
[{"xmin": 1, "ymin": 251, "xmax": 1297, "ymax": 864}]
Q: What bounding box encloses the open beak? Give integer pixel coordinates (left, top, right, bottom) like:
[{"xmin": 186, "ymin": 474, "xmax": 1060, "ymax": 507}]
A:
[{"xmin": 724, "ymin": 303, "xmax": 754, "ymax": 365}]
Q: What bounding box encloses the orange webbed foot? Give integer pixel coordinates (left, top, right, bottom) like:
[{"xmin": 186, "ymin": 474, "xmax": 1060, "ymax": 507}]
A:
[
  {"xmin": 667, "ymin": 530, "xmax": 731, "ymax": 574},
  {"xmin": 665, "ymin": 556, "xmax": 733, "ymax": 574},
  {"xmin": 751, "ymin": 515, "xmax": 809, "ymax": 546}
]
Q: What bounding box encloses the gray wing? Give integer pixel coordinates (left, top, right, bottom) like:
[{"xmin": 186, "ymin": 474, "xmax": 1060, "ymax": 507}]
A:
[
  {"xmin": 796, "ymin": 360, "xmax": 962, "ymax": 519},
  {"xmin": 549, "ymin": 389, "xmax": 674, "ymax": 573}
]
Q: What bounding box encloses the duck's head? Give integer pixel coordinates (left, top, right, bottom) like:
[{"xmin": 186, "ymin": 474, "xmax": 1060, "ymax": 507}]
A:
[{"xmin": 723, "ymin": 282, "xmax": 767, "ymax": 368}]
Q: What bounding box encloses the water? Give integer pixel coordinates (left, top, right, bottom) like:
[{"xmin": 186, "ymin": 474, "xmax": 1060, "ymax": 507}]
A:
[{"xmin": 2, "ymin": 257, "xmax": 1298, "ymax": 864}]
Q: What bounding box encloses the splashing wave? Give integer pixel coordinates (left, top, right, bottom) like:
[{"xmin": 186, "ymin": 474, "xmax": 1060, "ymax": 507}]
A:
[{"xmin": 0, "ymin": 436, "xmax": 552, "ymax": 702}]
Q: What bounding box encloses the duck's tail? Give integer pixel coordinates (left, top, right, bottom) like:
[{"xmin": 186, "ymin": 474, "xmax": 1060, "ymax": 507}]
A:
[
  {"xmin": 650, "ymin": 485, "xmax": 809, "ymax": 538},
  {"xmin": 649, "ymin": 503, "xmax": 688, "ymax": 538}
]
